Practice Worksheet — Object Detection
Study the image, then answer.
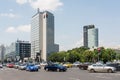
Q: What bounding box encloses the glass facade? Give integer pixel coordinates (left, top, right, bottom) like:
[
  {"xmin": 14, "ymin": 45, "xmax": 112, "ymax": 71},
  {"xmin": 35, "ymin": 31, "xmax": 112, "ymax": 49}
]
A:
[
  {"xmin": 5, "ymin": 40, "xmax": 31, "ymax": 61},
  {"xmin": 83, "ymin": 25, "xmax": 98, "ymax": 48},
  {"xmin": 31, "ymin": 11, "xmax": 59, "ymax": 61},
  {"xmin": 83, "ymin": 25, "xmax": 95, "ymax": 47},
  {"xmin": 88, "ymin": 28, "xmax": 98, "ymax": 48},
  {"xmin": 16, "ymin": 41, "xmax": 31, "ymax": 60}
]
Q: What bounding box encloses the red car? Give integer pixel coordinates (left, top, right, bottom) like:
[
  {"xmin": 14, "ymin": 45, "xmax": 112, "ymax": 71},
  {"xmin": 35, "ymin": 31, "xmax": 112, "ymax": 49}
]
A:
[{"xmin": 6, "ymin": 63, "xmax": 14, "ymax": 68}]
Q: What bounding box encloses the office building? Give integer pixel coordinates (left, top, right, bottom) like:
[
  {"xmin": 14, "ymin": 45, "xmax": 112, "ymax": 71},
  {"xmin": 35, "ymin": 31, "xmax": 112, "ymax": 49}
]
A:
[
  {"xmin": 16, "ymin": 40, "xmax": 31, "ymax": 61},
  {"xmin": 83, "ymin": 25, "xmax": 98, "ymax": 48},
  {"xmin": 5, "ymin": 40, "xmax": 31, "ymax": 61},
  {"xmin": 31, "ymin": 9, "xmax": 59, "ymax": 61},
  {"xmin": 0, "ymin": 45, "xmax": 5, "ymax": 63},
  {"xmin": 88, "ymin": 28, "xmax": 98, "ymax": 48}
]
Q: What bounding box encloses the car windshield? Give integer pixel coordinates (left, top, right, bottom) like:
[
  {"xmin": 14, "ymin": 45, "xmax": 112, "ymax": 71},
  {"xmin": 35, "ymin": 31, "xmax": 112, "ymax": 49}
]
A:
[
  {"xmin": 28, "ymin": 63, "xmax": 35, "ymax": 66},
  {"xmin": 53, "ymin": 64, "xmax": 62, "ymax": 67}
]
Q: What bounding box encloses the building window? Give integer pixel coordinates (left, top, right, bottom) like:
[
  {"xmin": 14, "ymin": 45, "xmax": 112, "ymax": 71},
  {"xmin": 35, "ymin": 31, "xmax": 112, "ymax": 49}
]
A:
[{"xmin": 43, "ymin": 14, "xmax": 48, "ymax": 18}]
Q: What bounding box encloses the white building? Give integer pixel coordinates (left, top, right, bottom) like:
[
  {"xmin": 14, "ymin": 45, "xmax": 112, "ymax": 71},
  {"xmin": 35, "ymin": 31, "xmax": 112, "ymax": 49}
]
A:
[{"xmin": 31, "ymin": 9, "xmax": 59, "ymax": 61}]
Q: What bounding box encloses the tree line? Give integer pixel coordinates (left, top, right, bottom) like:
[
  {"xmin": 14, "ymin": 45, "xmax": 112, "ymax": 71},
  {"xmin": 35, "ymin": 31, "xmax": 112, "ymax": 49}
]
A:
[{"xmin": 48, "ymin": 46, "xmax": 120, "ymax": 63}]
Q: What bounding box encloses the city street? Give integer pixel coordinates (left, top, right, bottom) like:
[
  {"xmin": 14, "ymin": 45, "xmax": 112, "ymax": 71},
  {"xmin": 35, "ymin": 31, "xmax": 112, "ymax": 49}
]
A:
[{"xmin": 0, "ymin": 67, "xmax": 120, "ymax": 80}]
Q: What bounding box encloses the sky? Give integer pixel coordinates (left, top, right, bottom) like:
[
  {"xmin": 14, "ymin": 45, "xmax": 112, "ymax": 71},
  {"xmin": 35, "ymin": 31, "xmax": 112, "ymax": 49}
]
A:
[{"xmin": 0, "ymin": 0, "xmax": 120, "ymax": 51}]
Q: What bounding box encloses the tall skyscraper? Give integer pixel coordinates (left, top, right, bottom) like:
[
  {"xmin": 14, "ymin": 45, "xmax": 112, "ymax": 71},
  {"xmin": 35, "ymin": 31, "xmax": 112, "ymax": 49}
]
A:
[
  {"xmin": 83, "ymin": 25, "xmax": 98, "ymax": 48},
  {"xmin": 88, "ymin": 28, "xmax": 98, "ymax": 48},
  {"xmin": 31, "ymin": 9, "xmax": 59, "ymax": 61}
]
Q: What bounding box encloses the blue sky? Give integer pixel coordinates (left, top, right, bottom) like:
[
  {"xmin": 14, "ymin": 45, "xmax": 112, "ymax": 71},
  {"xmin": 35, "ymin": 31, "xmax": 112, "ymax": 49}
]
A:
[{"xmin": 0, "ymin": 0, "xmax": 120, "ymax": 51}]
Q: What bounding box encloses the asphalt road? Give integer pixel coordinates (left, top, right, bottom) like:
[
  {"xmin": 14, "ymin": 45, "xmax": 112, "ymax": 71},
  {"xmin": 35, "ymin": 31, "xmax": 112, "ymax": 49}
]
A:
[{"xmin": 0, "ymin": 67, "xmax": 120, "ymax": 80}]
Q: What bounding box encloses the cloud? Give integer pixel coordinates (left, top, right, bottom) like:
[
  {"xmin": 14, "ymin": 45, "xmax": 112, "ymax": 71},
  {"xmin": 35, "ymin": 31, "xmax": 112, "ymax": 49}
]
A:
[
  {"xmin": 16, "ymin": 0, "xmax": 63, "ymax": 11},
  {"xmin": 16, "ymin": 0, "xmax": 27, "ymax": 4},
  {"xmin": 5, "ymin": 27, "xmax": 17, "ymax": 33},
  {"xmin": 17, "ymin": 24, "xmax": 31, "ymax": 32},
  {"xmin": 29, "ymin": 0, "xmax": 63, "ymax": 11},
  {"xmin": 5, "ymin": 24, "xmax": 31, "ymax": 33},
  {"xmin": 0, "ymin": 13, "xmax": 19, "ymax": 18}
]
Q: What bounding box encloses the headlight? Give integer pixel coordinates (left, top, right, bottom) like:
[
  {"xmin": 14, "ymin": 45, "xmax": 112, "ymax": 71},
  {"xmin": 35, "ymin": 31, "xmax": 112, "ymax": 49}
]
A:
[{"xmin": 30, "ymin": 67, "xmax": 33, "ymax": 69}]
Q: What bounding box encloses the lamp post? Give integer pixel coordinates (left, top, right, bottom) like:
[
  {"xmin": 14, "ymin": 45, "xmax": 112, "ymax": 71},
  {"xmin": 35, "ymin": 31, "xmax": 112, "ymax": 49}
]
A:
[{"xmin": 97, "ymin": 48, "xmax": 101, "ymax": 61}]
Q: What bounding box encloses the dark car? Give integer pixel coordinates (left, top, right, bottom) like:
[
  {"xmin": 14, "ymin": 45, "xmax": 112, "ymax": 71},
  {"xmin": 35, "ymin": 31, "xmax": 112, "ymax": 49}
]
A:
[
  {"xmin": 44, "ymin": 64, "xmax": 67, "ymax": 72},
  {"xmin": 78, "ymin": 62, "xmax": 91, "ymax": 70},
  {"xmin": 106, "ymin": 63, "xmax": 120, "ymax": 71},
  {"xmin": 26, "ymin": 63, "xmax": 39, "ymax": 71}
]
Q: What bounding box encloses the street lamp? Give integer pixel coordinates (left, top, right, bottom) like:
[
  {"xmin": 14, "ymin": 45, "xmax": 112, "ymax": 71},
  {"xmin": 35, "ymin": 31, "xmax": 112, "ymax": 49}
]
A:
[{"xmin": 97, "ymin": 48, "xmax": 101, "ymax": 61}]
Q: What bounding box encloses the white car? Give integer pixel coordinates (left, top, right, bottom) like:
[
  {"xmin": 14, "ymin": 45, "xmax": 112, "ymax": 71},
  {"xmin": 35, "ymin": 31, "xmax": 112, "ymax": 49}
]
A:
[
  {"xmin": 40, "ymin": 62, "xmax": 47, "ymax": 68},
  {"xmin": 0, "ymin": 64, "xmax": 3, "ymax": 68},
  {"xmin": 18, "ymin": 64, "xmax": 27, "ymax": 70},
  {"xmin": 72, "ymin": 61, "xmax": 81, "ymax": 67},
  {"xmin": 88, "ymin": 64, "xmax": 116, "ymax": 73}
]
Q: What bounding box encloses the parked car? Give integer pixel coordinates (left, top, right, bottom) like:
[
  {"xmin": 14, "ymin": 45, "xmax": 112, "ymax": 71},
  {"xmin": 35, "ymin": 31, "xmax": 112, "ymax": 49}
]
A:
[
  {"xmin": 26, "ymin": 63, "xmax": 39, "ymax": 71},
  {"xmin": 14, "ymin": 63, "xmax": 21, "ymax": 69},
  {"xmin": 18, "ymin": 63, "xmax": 27, "ymax": 70},
  {"xmin": 0, "ymin": 64, "xmax": 3, "ymax": 68},
  {"xmin": 106, "ymin": 63, "xmax": 120, "ymax": 71},
  {"xmin": 34, "ymin": 63, "xmax": 41, "ymax": 69},
  {"xmin": 88, "ymin": 64, "xmax": 116, "ymax": 73},
  {"xmin": 63, "ymin": 62, "xmax": 72, "ymax": 68},
  {"xmin": 78, "ymin": 62, "xmax": 91, "ymax": 70},
  {"xmin": 40, "ymin": 62, "xmax": 48, "ymax": 68},
  {"xmin": 6, "ymin": 63, "xmax": 14, "ymax": 68},
  {"xmin": 44, "ymin": 64, "xmax": 67, "ymax": 72},
  {"xmin": 72, "ymin": 61, "xmax": 81, "ymax": 67}
]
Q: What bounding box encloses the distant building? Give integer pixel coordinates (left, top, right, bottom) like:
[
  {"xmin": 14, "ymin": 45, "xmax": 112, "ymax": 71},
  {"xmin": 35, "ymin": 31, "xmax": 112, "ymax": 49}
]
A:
[
  {"xmin": 5, "ymin": 43, "xmax": 16, "ymax": 62},
  {"xmin": 5, "ymin": 40, "xmax": 31, "ymax": 61},
  {"xmin": 88, "ymin": 28, "xmax": 98, "ymax": 48},
  {"xmin": 31, "ymin": 9, "xmax": 59, "ymax": 61},
  {"xmin": 16, "ymin": 40, "xmax": 31, "ymax": 61},
  {"xmin": 0, "ymin": 45, "xmax": 5, "ymax": 63},
  {"xmin": 83, "ymin": 25, "xmax": 98, "ymax": 48}
]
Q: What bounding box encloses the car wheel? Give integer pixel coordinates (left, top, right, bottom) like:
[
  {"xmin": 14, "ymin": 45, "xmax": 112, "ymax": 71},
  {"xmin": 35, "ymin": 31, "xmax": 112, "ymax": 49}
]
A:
[
  {"xmin": 90, "ymin": 69, "xmax": 95, "ymax": 73},
  {"xmin": 35, "ymin": 69, "xmax": 38, "ymax": 71},
  {"xmin": 107, "ymin": 69, "xmax": 112, "ymax": 73},
  {"xmin": 57, "ymin": 68, "xmax": 60, "ymax": 72},
  {"xmin": 45, "ymin": 68, "xmax": 49, "ymax": 71}
]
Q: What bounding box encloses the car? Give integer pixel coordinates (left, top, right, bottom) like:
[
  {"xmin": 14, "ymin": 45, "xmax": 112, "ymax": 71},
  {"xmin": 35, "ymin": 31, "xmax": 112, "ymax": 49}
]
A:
[
  {"xmin": 14, "ymin": 63, "xmax": 21, "ymax": 69},
  {"xmin": 26, "ymin": 63, "xmax": 39, "ymax": 71},
  {"xmin": 87, "ymin": 64, "xmax": 116, "ymax": 73},
  {"xmin": 63, "ymin": 62, "xmax": 72, "ymax": 68},
  {"xmin": 18, "ymin": 63, "xmax": 27, "ymax": 70},
  {"xmin": 6, "ymin": 63, "xmax": 14, "ymax": 68},
  {"xmin": 34, "ymin": 63, "xmax": 41, "ymax": 69},
  {"xmin": 72, "ymin": 61, "xmax": 81, "ymax": 67},
  {"xmin": 106, "ymin": 63, "xmax": 120, "ymax": 71},
  {"xmin": 44, "ymin": 64, "xmax": 67, "ymax": 72},
  {"xmin": 40, "ymin": 62, "xmax": 48, "ymax": 68},
  {"xmin": 78, "ymin": 62, "xmax": 91, "ymax": 70},
  {"xmin": 0, "ymin": 64, "xmax": 3, "ymax": 68}
]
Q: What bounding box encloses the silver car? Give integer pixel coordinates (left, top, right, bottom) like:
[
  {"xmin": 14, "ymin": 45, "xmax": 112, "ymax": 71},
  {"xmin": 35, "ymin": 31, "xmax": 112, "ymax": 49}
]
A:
[{"xmin": 88, "ymin": 63, "xmax": 116, "ymax": 73}]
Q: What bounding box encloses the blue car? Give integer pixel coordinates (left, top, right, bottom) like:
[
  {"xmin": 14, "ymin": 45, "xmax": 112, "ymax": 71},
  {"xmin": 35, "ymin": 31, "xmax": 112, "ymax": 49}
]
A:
[
  {"xmin": 26, "ymin": 63, "xmax": 39, "ymax": 71},
  {"xmin": 44, "ymin": 64, "xmax": 67, "ymax": 72}
]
